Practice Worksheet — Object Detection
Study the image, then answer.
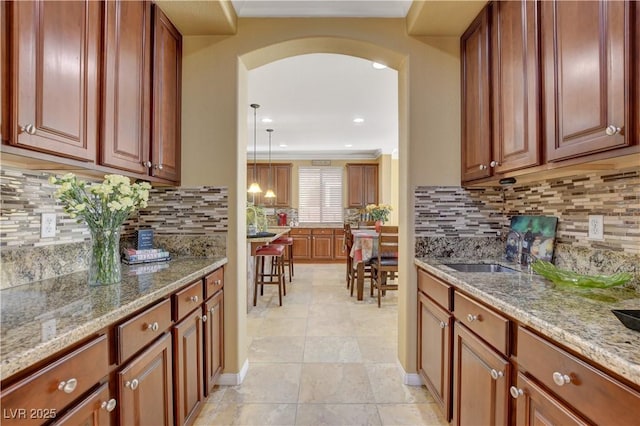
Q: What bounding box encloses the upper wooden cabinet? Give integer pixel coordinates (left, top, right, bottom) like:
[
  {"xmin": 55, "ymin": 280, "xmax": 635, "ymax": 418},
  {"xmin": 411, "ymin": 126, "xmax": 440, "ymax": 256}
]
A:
[
  {"xmin": 460, "ymin": 7, "xmax": 492, "ymax": 182},
  {"xmin": 151, "ymin": 4, "xmax": 182, "ymax": 183},
  {"xmin": 101, "ymin": 0, "xmax": 151, "ymax": 175},
  {"xmin": 541, "ymin": 0, "xmax": 632, "ymax": 161},
  {"xmin": 347, "ymin": 164, "xmax": 378, "ymax": 208},
  {"xmin": 491, "ymin": 0, "xmax": 540, "ymax": 174},
  {"xmin": 5, "ymin": 0, "xmax": 100, "ymax": 161},
  {"xmin": 247, "ymin": 163, "xmax": 292, "ymax": 207}
]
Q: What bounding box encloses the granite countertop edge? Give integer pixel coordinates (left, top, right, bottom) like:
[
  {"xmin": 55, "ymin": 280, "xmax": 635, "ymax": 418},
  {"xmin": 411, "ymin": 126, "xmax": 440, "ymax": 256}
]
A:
[
  {"xmin": 0, "ymin": 257, "xmax": 228, "ymax": 381},
  {"xmin": 414, "ymin": 257, "xmax": 640, "ymax": 387}
]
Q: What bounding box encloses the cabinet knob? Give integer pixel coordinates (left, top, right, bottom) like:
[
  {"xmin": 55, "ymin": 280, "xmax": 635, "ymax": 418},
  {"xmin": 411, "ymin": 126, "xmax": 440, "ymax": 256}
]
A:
[
  {"xmin": 439, "ymin": 321, "xmax": 447, "ymax": 329},
  {"xmin": 201, "ymin": 315, "xmax": 207, "ymax": 322},
  {"xmin": 20, "ymin": 124, "xmax": 37, "ymax": 135},
  {"xmin": 605, "ymin": 125, "xmax": 622, "ymax": 136},
  {"xmin": 142, "ymin": 161, "xmax": 152, "ymax": 168},
  {"xmin": 125, "ymin": 379, "xmax": 139, "ymax": 390},
  {"xmin": 490, "ymin": 369, "xmax": 503, "ymax": 380},
  {"xmin": 509, "ymin": 386, "xmax": 524, "ymax": 399},
  {"xmin": 552, "ymin": 371, "xmax": 571, "ymax": 386},
  {"xmin": 210, "ymin": 306, "xmax": 215, "ymax": 314},
  {"xmin": 489, "ymin": 160, "xmax": 500, "ymax": 168},
  {"xmin": 215, "ymin": 279, "xmax": 221, "ymax": 285},
  {"xmin": 146, "ymin": 321, "xmax": 159, "ymax": 332},
  {"xmin": 478, "ymin": 164, "xmax": 487, "ymax": 170},
  {"xmin": 190, "ymin": 295, "xmax": 199, "ymax": 303},
  {"xmin": 154, "ymin": 164, "xmax": 164, "ymax": 170},
  {"xmin": 101, "ymin": 398, "xmax": 117, "ymax": 412},
  {"xmin": 466, "ymin": 314, "xmax": 478, "ymax": 322},
  {"xmin": 57, "ymin": 378, "xmax": 78, "ymax": 393}
]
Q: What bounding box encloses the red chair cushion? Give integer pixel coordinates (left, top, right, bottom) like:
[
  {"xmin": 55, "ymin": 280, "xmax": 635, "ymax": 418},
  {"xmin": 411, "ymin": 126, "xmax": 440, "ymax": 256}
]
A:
[
  {"xmin": 256, "ymin": 244, "xmax": 285, "ymax": 256},
  {"xmin": 273, "ymin": 237, "xmax": 293, "ymax": 245}
]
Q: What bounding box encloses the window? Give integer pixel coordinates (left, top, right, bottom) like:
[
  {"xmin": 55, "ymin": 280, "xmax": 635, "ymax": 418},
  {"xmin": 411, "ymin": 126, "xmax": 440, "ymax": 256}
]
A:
[{"xmin": 298, "ymin": 167, "xmax": 343, "ymax": 223}]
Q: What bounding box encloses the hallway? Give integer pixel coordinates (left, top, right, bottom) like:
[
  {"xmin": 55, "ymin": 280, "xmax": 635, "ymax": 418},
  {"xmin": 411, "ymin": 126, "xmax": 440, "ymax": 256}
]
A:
[{"xmin": 194, "ymin": 264, "xmax": 447, "ymax": 425}]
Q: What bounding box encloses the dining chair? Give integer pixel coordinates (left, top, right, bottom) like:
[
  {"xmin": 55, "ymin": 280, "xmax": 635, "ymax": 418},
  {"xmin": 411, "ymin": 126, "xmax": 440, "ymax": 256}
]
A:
[
  {"xmin": 344, "ymin": 223, "xmax": 353, "ymax": 288},
  {"xmin": 370, "ymin": 225, "xmax": 399, "ymax": 307}
]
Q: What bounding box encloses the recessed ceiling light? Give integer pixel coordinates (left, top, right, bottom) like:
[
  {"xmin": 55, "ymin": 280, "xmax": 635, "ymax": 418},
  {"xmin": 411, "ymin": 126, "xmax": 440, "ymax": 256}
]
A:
[
  {"xmin": 353, "ymin": 118, "xmax": 364, "ymax": 124},
  {"xmin": 345, "ymin": 144, "xmax": 353, "ymax": 148},
  {"xmin": 372, "ymin": 62, "xmax": 387, "ymax": 70},
  {"xmin": 261, "ymin": 118, "xmax": 273, "ymax": 123},
  {"xmin": 279, "ymin": 144, "xmax": 288, "ymax": 148}
]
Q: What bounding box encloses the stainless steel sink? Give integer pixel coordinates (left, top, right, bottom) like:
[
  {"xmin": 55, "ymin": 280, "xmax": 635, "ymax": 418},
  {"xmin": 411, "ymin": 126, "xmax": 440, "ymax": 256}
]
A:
[{"xmin": 443, "ymin": 263, "xmax": 518, "ymax": 273}]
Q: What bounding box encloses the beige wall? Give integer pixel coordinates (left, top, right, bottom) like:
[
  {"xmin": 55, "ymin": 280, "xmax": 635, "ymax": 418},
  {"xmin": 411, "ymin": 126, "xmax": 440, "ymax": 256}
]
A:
[{"xmin": 182, "ymin": 18, "xmax": 460, "ymax": 377}]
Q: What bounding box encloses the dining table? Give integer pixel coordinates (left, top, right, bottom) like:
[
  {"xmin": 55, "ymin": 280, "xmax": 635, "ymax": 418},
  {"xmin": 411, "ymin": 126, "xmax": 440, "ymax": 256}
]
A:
[{"xmin": 349, "ymin": 229, "xmax": 380, "ymax": 301}]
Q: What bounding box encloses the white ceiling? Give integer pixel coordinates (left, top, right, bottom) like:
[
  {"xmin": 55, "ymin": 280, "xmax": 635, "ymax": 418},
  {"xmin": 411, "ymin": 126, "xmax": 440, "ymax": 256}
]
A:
[
  {"xmin": 248, "ymin": 53, "xmax": 398, "ymax": 160},
  {"xmin": 238, "ymin": 1, "xmax": 403, "ymax": 160}
]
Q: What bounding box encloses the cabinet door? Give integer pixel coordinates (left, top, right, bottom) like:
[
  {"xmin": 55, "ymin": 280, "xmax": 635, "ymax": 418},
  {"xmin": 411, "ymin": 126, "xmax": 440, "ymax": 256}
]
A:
[
  {"xmin": 333, "ymin": 234, "xmax": 347, "ymax": 260},
  {"xmin": 512, "ymin": 372, "xmax": 589, "ymax": 426},
  {"xmin": 273, "ymin": 164, "xmax": 292, "ymax": 207},
  {"xmin": 292, "ymin": 235, "xmax": 311, "ymax": 260},
  {"xmin": 461, "ymin": 6, "xmax": 492, "ymax": 182},
  {"xmin": 173, "ymin": 308, "xmax": 204, "ymax": 426},
  {"xmin": 542, "ymin": 0, "xmax": 631, "ymax": 161},
  {"xmin": 101, "ymin": 0, "xmax": 151, "ymax": 174},
  {"xmin": 452, "ymin": 323, "xmax": 509, "ymax": 426},
  {"xmin": 491, "ymin": 1, "xmax": 540, "ymax": 174},
  {"xmin": 363, "ymin": 165, "xmax": 378, "ymax": 206},
  {"xmin": 118, "ymin": 333, "xmax": 173, "ymax": 426},
  {"xmin": 347, "ymin": 165, "xmax": 365, "ymax": 207},
  {"xmin": 7, "ymin": 0, "xmax": 99, "ymax": 161},
  {"xmin": 52, "ymin": 383, "xmax": 114, "ymax": 426},
  {"xmin": 151, "ymin": 5, "xmax": 181, "ymax": 183},
  {"xmin": 418, "ymin": 292, "xmax": 453, "ymax": 421},
  {"xmin": 312, "ymin": 234, "xmax": 333, "ymax": 259},
  {"xmin": 204, "ymin": 291, "xmax": 224, "ymax": 395}
]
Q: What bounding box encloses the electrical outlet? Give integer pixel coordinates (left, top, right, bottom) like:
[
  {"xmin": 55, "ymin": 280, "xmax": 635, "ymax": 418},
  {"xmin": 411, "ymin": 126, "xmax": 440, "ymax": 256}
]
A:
[
  {"xmin": 41, "ymin": 318, "xmax": 57, "ymax": 341},
  {"xmin": 588, "ymin": 215, "xmax": 604, "ymax": 240},
  {"xmin": 41, "ymin": 213, "xmax": 57, "ymax": 238}
]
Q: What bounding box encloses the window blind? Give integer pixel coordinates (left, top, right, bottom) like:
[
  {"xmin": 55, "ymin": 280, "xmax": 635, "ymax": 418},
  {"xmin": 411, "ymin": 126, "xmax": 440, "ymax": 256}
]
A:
[{"xmin": 298, "ymin": 167, "xmax": 343, "ymax": 223}]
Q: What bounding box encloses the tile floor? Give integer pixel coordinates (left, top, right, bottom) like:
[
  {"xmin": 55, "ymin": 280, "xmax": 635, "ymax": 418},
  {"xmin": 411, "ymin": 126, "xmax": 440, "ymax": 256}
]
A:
[{"xmin": 194, "ymin": 263, "xmax": 448, "ymax": 425}]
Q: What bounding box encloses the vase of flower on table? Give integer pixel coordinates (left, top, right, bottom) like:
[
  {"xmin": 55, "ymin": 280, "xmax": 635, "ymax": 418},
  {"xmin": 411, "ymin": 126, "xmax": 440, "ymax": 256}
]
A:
[
  {"xmin": 50, "ymin": 173, "xmax": 151, "ymax": 286},
  {"xmin": 365, "ymin": 204, "xmax": 393, "ymax": 232}
]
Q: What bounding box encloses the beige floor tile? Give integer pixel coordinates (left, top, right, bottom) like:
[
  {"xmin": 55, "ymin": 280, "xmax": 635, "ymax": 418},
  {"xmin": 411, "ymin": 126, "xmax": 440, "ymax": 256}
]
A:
[
  {"xmin": 295, "ymin": 403, "xmax": 381, "ymax": 425},
  {"xmin": 298, "ymin": 363, "xmax": 375, "ymax": 403},
  {"xmin": 264, "ymin": 303, "xmax": 310, "ymax": 319},
  {"xmin": 306, "ymin": 314, "xmax": 356, "ymax": 336},
  {"xmin": 377, "ymin": 403, "xmax": 448, "ymax": 426},
  {"xmin": 249, "ymin": 336, "xmax": 306, "ymax": 363},
  {"xmin": 357, "ymin": 336, "xmax": 398, "ymax": 363},
  {"xmin": 311, "ymin": 286, "xmax": 354, "ymax": 304},
  {"xmin": 200, "ymin": 402, "xmax": 297, "ymax": 426},
  {"xmin": 365, "ymin": 364, "xmax": 432, "ymax": 404},
  {"xmin": 303, "ymin": 336, "xmax": 363, "ymax": 363},
  {"xmin": 223, "ymin": 363, "xmax": 302, "ymax": 403},
  {"xmin": 246, "ymin": 316, "xmax": 266, "ymax": 338},
  {"xmin": 258, "ymin": 317, "xmax": 308, "ymax": 337}
]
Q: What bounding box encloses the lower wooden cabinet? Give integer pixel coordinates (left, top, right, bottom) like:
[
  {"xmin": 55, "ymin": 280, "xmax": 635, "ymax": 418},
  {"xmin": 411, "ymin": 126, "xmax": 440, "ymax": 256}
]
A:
[
  {"xmin": 511, "ymin": 372, "xmax": 588, "ymax": 426},
  {"xmin": 417, "ymin": 292, "xmax": 453, "ymax": 421},
  {"xmin": 173, "ymin": 309, "xmax": 204, "ymax": 426},
  {"xmin": 311, "ymin": 229, "xmax": 333, "ymax": 259},
  {"xmin": 452, "ymin": 323, "xmax": 510, "ymax": 426},
  {"xmin": 52, "ymin": 383, "xmax": 115, "ymax": 426},
  {"xmin": 204, "ymin": 290, "xmax": 224, "ymax": 395},
  {"xmin": 118, "ymin": 333, "xmax": 174, "ymax": 426},
  {"xmin": 291, "ymin": 229, "xmax": 311, "ymax": 260},
  {"xmin": 291, "ymin": 228, "xmax": 346, "ymax": 262}
]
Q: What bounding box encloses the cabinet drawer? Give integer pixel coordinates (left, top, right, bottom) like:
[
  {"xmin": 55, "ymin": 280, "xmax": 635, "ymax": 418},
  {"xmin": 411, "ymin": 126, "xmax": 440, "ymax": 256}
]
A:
[
  {"xmin": 205, "ymin": 268, "xmax": 224, "ymax": 299},
  {"xmin": 174, "ymin": 280, "xmax": 204, "ymax": 321},
  {"xmin": 334, "ymin": 229, "xmax": 345, "ymax": 236},
  {"xmin": 0, "ymin": 335, "xmax": 109, "ymax": 426},
  {"xmin": 289, "ymin": 228, "xmax": 311, "ymax": 235},
  {"xmin": 52, "ymin": 382, "xmax": 113, "ymax": 425},
  {"xmin": 312, "ymin": 228, "xmax": 333, "ymax": 235},
  {"xmin": 517, "ymin": 326, "xmax": 640, "ymax": 425},
  {"xmin": 117, "ymin": 298, "xmax": 172, "ymax": 364},
  {"xmin": 417, "ymin": 268, "xmax": 452, "ymax": 311},
  {"xmin": 454, "ymin": 291, "xmax": 509, "ymax": 355}
]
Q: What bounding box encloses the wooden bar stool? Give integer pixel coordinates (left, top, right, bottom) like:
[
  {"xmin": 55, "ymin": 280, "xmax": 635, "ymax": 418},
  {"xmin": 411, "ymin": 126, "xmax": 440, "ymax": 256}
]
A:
[
  {"xmin": 272, "ymin": 236, "xmax": 294, "ymax": 282},
  {"xmin": 254, "ymin": 244, "xmax": 286, "ymax": 306}
]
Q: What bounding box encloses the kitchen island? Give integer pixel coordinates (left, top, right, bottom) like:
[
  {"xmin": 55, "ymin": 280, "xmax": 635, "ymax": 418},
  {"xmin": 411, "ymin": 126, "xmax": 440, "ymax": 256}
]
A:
[{"xmin": 415, "ymin": 257, "xmax": 640, "ymax": 424}]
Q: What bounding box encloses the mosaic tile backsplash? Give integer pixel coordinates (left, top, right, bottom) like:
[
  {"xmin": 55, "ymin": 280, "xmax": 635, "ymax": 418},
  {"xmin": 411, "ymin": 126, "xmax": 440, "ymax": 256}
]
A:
[{"xmin": 0, "ymin": 167, "xmax": 228, "ymax": 288}]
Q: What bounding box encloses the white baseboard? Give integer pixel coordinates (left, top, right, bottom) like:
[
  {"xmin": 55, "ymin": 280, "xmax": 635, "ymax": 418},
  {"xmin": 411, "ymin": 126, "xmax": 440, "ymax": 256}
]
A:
[
  {"xmin": 216, "ymin": 358, "xmax": 249, "ymax": 386},
  {"xmin": 397, "ymin": 359, "xmax": 423, "ymax": 386}
]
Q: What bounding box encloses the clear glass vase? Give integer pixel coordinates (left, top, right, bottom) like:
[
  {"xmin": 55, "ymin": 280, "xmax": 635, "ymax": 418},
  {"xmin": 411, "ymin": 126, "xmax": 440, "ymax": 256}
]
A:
[{"xmin": 88, "ymin": 226, "xmax": 122, "ymax": 286}]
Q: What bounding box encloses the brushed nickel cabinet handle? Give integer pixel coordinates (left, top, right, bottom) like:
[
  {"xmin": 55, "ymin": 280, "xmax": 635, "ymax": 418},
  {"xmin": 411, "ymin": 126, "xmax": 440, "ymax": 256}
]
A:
[
  {"xmin": 58, "ymin": 378, "xmax": 78, "ymax": 393},
  {"xmin": 101, "ymin": 398, "xmax": 117, "ymax": 412},
  {"xmin": 20, "ymin": 124, "xmax": 36, "ymax": 135},
  {"xmin": 510, "ymin": 386, "xmax": 523, "ymax": 398},
  {"xmin": 605, "ymin": 125, "xmax": 622, "ymax": 136},
  {"xmin": 125, "ymin": 379, "xmax": 139, "ymax": 390}
]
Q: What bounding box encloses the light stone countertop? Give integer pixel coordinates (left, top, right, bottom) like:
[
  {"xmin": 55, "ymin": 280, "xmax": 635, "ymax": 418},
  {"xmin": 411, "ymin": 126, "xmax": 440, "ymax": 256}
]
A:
[
  {"xmin": 246, "ymin": 227, "xmax": 290, "ymax": 244},
  {"xmin": 415, "ymin": 257, "xmax": 640, "ymax": 387},
  {"xmin": 0, "ymin": 256, "xmax": 227, "ymax": 381}
]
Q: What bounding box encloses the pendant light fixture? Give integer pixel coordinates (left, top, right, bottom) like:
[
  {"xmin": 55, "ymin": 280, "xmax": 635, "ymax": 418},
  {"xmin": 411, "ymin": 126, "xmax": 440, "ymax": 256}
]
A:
[
  {"xmin": 248, "ymin": 104, "xmax": 262, "ymax": 194},
  {"xmin": 264, "ymin": 128, "xmax": 276, "ymax": 199}
]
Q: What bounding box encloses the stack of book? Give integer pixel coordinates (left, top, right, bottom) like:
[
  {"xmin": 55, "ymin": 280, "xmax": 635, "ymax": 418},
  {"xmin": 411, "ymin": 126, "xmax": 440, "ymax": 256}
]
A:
[{"xmin": 122, "ymin": 248, "xmax": 171, "ymax": 265}]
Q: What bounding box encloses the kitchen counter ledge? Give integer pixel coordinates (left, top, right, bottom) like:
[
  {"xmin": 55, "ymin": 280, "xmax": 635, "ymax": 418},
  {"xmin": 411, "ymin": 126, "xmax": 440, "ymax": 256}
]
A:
[
  {"xmin": 415, "ymin": 257, "xmax": 640, "ymax": 387},
  {"xmin": 0, "ymin": 256, "xmax": 227, "ymax": 381}
]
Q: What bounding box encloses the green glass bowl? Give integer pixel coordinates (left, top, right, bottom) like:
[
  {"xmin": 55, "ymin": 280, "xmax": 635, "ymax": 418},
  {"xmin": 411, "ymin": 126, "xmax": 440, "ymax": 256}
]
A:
[{"xmin": 531, "ymin": 260, "xmax": 633, "ymax": 288}]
